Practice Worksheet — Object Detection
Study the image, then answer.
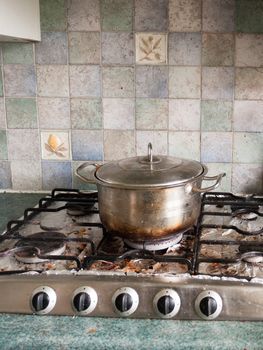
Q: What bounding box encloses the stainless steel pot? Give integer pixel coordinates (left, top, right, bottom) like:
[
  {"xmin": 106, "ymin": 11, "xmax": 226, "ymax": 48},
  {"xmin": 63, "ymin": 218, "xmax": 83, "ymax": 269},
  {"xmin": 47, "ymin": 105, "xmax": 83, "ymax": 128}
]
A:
[{"xmin": 76, "ymin": 143, "xmax": 225, "ymax": 241}]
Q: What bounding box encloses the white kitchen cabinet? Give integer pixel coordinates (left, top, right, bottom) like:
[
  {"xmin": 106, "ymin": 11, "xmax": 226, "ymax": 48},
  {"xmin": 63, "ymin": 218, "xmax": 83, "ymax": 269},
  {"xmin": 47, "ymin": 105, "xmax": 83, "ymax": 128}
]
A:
[{"xmin": 0, "ymin": 0, "xmax": 40, "ymax": 42}]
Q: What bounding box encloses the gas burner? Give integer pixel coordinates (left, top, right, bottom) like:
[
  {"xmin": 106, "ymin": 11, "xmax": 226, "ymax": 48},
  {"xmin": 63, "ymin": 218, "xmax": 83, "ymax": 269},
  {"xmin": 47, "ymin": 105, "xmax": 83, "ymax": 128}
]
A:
[
  {"xmin": 14, "ymin": 232, "xmax": 66, "ymax": 263},
  {"xmin": 241, "ymin": 251, "xmax": 263, "ymax": 264},
  {"xmin": 232, "ymin": 208, "xmax": 258, "ymax": 221},
  {"xmin": 124, "ymin": 231, "xmax": 185, "ymax": 251},
  {"xmin": 66, "ymin": 202, "xmax": 95, "ymax": 216}
]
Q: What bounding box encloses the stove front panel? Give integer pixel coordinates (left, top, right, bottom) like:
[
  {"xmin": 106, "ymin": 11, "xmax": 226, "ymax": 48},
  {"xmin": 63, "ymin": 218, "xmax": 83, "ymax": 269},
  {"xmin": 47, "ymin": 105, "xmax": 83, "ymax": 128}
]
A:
[{"xmin": 0, "ymin": 274, "xmax": 262, "ymax": 320}]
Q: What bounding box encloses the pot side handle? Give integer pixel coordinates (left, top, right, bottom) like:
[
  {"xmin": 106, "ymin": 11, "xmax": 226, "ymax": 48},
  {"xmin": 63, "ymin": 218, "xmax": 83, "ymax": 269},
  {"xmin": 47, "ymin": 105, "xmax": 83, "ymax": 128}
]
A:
[
  {"xmin": 191, "ymin": 173, "xmax": 226, "ymax": 193},
  {"xmin": 75, "ymin": 162, "xmax": 101, "ymax": 184}
]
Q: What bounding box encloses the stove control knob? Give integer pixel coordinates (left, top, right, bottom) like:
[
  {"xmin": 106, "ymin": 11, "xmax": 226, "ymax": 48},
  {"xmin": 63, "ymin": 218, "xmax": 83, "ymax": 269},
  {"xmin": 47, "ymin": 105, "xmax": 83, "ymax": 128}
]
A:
[
  {"xmin": 153, "ymin": 289, "xmax": 181, "ymax": 318},
  {"xmin": 112, "ymin": 287, "xmax": 139, "ymax": 316},
  {"xmin": 72, "ymin": 287, "xmax": 98, "ymax": 315},
  {"xmin": 195, "ymin": 290, "xmax": 222, "ymax": 320},
  {"xmin": 31, "ymin": 286, "xmax": 56, "ymax": 315}
]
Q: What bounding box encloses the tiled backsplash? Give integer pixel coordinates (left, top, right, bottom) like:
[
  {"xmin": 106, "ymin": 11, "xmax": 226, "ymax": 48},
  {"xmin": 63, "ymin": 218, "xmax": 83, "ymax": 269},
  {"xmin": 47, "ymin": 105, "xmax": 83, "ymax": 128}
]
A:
[{"xmin": 0, "ymin": 0, "xmax": 262, "ymax": 193}]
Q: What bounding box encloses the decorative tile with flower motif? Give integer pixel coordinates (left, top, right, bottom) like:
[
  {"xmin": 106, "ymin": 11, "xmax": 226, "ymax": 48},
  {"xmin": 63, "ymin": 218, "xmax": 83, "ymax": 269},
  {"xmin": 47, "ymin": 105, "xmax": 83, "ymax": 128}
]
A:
[
  {"xmin": 41, "ymin": 131, "xmax": 71, "ymax": 160},
  {"xmin": 135, "ymin": 33, "xmax": 167, "ymax": 65}
]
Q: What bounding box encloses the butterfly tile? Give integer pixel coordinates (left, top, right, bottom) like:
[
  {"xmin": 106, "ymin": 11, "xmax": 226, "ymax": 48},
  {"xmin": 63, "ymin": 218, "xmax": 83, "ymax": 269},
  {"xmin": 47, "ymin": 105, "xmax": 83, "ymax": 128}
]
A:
[
  {"xmin": 41, "ymin": 131, "xmax": 71, "ymax": 160},
  {"xmin": 135, "ymin": 33, "xmax": 167, "ymax": 65}
]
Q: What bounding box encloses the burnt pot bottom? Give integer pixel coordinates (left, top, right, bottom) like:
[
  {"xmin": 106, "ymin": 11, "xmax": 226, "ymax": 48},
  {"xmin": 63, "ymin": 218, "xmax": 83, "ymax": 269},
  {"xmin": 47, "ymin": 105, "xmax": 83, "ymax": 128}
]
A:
[{"xmin": 97, "ymin": 184, "xmax": 201, "ymax": 240}]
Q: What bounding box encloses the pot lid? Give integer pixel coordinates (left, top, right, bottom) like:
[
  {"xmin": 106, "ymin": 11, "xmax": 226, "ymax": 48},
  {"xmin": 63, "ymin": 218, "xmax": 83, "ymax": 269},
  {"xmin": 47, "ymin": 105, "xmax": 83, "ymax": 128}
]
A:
[{"xmin": 95, "ymin": 143, "xmax": 205, "ymax": 188}]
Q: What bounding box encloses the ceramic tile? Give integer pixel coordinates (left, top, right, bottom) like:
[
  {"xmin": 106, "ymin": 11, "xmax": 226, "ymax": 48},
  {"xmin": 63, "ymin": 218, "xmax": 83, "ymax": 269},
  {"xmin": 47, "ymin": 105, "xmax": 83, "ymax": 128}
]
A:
[
  {"xmin": 135, "ymin": 0, "xmax": 168, "ymax": 31},
  {"xmin": 169, "ymin": 131, "xmax": 200, "ymax": 161},
  {"xmin": 202, "ymin": 0, "xmax": 235, "ymax": 32},
  {"xmin": 136, "ymin": 33, "xmax": 167, "ymax": 65},
  {"xmin": 38, "ymin": 98, "xmax": 70, "ymax": 129},
  {"xmin": 136, "ymin": 66, "xmax": 168, "ymax": 98},
  {"xmin": 102, "ymin": 32, "xmax": 134, "ymax": 65},
  {"xmin": 11, "ymin": 160, "xmax": 41, "ymax": 190},
  {"xmin": 201, "ymin": 100, "xmax": 232, "ymax": 132},
  {"xmin": 202, "ymin": 67, "xmax": 234, "ymax": 100},
  {"xmin": 37, "ymin": 65, "xmax": 69, "ymax": 97},
  {"xmin": 6, "ymin": 98, "xmax": 37, "ymax": 129},
  {"xmin": 235, "ymin": 68, "xmax": 263, "ymax": 99},
  {"xmin": 236, "ymin": 0, "xmax": 263, "ymax": 33},
  {"xmin": 41, "ymin": 131, "xmax": 71, "ymax": 160},
  {"xmin": 233, "ymin": 133, "xmax": 263, "ymax": 163},
  {"xmin": 40, "ymin": 0, "xmax": 67, "ymax": 31},
  {"xmin": 69, "ymin": 65, "xmax": 101, "ymax": 98},
  {"xmin": 169, "ymin": 0, "xmax": 201, "ymax": 32},
  {"xmin": 2, "ymin": 43, "xmax": 33, "ymax": 64},
  {"xmin": 35, "ymin": 32, "xmax": 68, "ymax": 64},
  {"xmin": 0, "ymin": 68, "xmax": 3, "ymax": 96},
  {"xmin": 69, "ymin": 32, "xmax": 100, "ymax": 64},
  {"xmin": 202, "ymin": 34, "xmax": 234, "ymax": 66},
  {"xmin": 168, "ymin": 33, "xmax": 201, "ymax": 66},
  {"xmin": 232, "ymin": 164, "xmax": 263, "ymax": 194},
  {"xmin": 233, "ymin": 101, "xmax": 263, "ymax": 132},
  {"xmin": 0, "ymin": 98, "xmax": 6, "ymax": 129},
  {"xmin": 201, "ymin": 132, "xmax": 232, "ymax": 162},
  {"xmin": 102, "ymin": 67, "xmax": 134, "ymax": 98},
  {"xmin": 103, "ymin": 98, "xmax": 135, "ymax": 129},
  {"xmin": 71, "ymin": 98, "xmax": 102, "ymax": 129},
  {"xmin": 42, "ymin": 161, "xmax": 72, "ymax": 190},
  {"xmin": 104, "ymin": 130, "xmax": 135, "ymax": 160},
  {"xmin": 236, "ymin": 34, "xmax": 263, "ymax": 67},
  {"xmin": 169, "ymin": 99, "xmax": 200, "ymax": 131},
  {"xmin": 68, "ymin": 0, "xmax": 100, "ymax": 31},
  {"xmin": 136, "ymin": 98, "xmax": 168, "ymax": 129},
  {"xmin": 101, "ymin": 0, "xmax": 133, "ymax": 31},
  {"xmin": 0, "ymin": 161, "xmax": 11, "ymax": 189},
  {"xmin": 7, "ymin": 129, "xmax": 40, "ymax": 161},
  {"xmin": 72, "ymin": 161, "xmax": 97, "ymax": 191},
  {"xmin": 71, "ymin": 130, "xmax": 103, "ymax": 160},
  {"xmin": 4, "ymin": 65, "xmax": 36, "ymax": 97},
  {"xmin": 0, "ymin": 130, "xmax": 7, "ymax": 159},
  {"xmin": 169, "ymin": 67, "xmax": 200, "ymax": 98},
  {"xmin": 136, "ymin": 131, "xmax": 168, "ymax": 155},
  {"xmin": 203, "ymin": 163, "xmax": 232, "ymax": 192}
]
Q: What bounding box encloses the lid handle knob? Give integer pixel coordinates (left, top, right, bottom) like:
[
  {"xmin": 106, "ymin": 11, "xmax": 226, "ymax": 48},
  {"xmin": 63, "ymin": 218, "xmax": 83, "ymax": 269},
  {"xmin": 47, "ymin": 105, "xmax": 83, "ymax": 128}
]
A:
[{"xmin": 148, "ymin": 143, "xmax": 153, "ymax": 163}]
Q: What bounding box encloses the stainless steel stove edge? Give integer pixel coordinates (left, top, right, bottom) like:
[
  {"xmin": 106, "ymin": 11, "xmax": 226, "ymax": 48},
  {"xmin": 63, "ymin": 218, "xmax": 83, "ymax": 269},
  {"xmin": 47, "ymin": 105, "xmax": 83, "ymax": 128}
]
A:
[{"xmin": 0, "ymin": 273, "xmax": 262, "ymax": 320}]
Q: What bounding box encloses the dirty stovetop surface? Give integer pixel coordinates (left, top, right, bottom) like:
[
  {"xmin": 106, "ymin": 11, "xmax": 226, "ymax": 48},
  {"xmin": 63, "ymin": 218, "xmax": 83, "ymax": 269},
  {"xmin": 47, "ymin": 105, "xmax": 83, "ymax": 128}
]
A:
[{"xmin": 0, "ymin": 192, "xmax": 262, "ymax": 350}]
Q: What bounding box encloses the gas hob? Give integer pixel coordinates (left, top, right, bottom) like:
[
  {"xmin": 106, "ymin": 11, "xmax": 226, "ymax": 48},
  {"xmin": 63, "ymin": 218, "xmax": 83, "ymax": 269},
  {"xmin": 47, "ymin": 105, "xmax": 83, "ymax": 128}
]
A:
[{"xmin": 0, "ymin": 189, "xmax": 262, "ymax": 320}]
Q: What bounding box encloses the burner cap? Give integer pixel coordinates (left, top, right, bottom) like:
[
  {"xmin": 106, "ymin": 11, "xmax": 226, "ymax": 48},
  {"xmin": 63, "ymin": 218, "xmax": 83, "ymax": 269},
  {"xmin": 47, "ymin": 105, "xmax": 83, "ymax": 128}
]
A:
[
  {"xmin": 14, "ymin": 231, "xmax": 66, "ymax": 264},
  {"xmin": 124, "ymin": 231, "xmax": 185, "ymax": 251},
  {"xmin": 66, "ymin": 202, "xmax": 95, "ymax": 216}
]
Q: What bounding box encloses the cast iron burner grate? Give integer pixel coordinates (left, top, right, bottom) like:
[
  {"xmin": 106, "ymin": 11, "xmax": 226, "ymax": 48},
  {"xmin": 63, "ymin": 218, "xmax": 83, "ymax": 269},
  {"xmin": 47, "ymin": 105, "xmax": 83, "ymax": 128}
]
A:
[{"xmin": 0, "ymin": 189, "xmax": 262, "ymax": 279}]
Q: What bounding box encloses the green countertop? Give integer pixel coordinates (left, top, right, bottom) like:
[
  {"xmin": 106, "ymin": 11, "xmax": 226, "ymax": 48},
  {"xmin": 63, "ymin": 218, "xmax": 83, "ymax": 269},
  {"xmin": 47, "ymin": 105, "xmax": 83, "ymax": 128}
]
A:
[{"xmin": 0, "ymin": 193, "xmax": 262, "ymax": 350}]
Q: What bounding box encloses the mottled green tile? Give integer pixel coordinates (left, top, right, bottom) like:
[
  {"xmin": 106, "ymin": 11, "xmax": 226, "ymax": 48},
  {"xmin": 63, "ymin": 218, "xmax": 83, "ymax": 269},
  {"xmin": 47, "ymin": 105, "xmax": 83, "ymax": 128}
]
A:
[
  {"xmin": 101, "ymin": 0, "xmax": 133, "ymax": 31},
  {"xmin": 201, "ymin": 100, "xmax": 232, "ymax": 131},
  {"xmin": 2, "ymin": 43, "xmax": 33, "ymax": 64},
  {"xmin": 0, "ymin": 131, "xmax": 7, "ymax": 159},
  {"xmin": 236, "ymin": 0, "xmax": 263, "ymax": 33},
  {"xmin": 40, "ymin": 0, "xmax": 67, "ymax": 31},
  {"xmin": 136, "ymin": 98, "xmax": 168, "ymax": 129},
  {"xmin": 69, "ymin": 32, "xmax": 100, "ymax": 64},
  {"xmin": 103, "ymin": 67, "xmax": 134, "ymax": 98},
  {"xmin": 71, "ymin": 98, "xmax": 102, "ymax": 129},
  {"xmin": 234, "ymin": 132, "xmax": 263, "ymax": 163},
  {"xmin": 0, "ymin": 69, "xmax": 2, "ymax": 96},
  {"xmin": 6, "ymin": 98, "xmax": 37, "ymax": 128},
  {"xmin": 169, "ymin": 131, "xmax": 200, "ymax": 161}
]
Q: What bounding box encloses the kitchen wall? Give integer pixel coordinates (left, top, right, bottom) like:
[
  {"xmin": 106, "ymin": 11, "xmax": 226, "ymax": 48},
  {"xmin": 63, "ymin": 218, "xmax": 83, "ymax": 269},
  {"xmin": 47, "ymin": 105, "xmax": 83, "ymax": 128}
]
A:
[{"xmin": 0, "ymin": 0, "xmax": 262, "ymax": 192}]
